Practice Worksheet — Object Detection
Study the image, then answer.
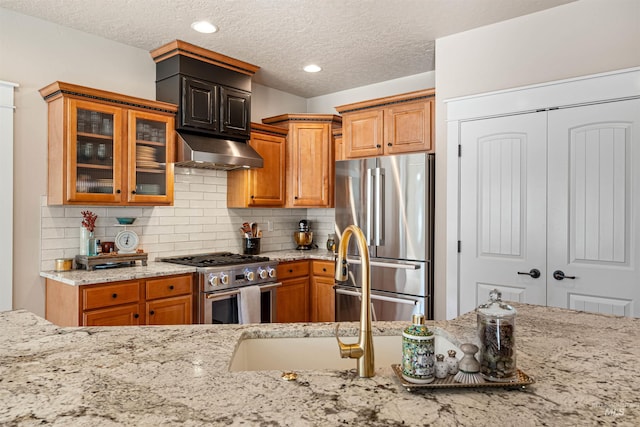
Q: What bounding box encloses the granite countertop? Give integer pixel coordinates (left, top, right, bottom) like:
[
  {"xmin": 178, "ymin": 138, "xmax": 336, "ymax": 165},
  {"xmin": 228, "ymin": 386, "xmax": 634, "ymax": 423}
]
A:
[
  {"xmin": 39, "ymin": 249, "xmax": 335, "ymax": 286},
  {"xmin": 2, "ymin": 304, "xmax": 638, "ymax": 426}
]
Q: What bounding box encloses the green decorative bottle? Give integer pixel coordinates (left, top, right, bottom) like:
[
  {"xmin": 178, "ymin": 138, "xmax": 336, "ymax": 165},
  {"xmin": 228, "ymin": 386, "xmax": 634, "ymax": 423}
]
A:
[{"xmin": 401, "ymin": 314, "xmax": 435, "ymax": 384}]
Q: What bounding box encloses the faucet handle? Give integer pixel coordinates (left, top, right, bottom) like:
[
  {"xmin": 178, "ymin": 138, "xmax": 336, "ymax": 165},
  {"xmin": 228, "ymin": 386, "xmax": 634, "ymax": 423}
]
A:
[{"xmin": 334, "ymin": 323, "xmax": 363, "ymax": 359}]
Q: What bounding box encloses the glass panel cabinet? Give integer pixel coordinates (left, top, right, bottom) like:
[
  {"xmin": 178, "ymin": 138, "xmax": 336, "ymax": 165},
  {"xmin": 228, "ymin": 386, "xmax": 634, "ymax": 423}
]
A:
[{"xmin": 40, "ymin": 82, "xmax": 177, "ymax": 206}]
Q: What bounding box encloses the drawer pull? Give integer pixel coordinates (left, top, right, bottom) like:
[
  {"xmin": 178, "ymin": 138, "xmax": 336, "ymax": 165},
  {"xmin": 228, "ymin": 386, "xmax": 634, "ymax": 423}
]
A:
[
  {"xmin": 112, "ymin": 293, "xmax": 118, "ymax": 299},
  {"xmin": 289, "ymin": 269, "xmax": 293, "ymax": 273},
  {"xmin": 134, "ymin": 313, "xmax": 139, "ymax": 319},
  {"xmin": 322, "ymin": 268, "xmax": 327, "ymax": 272},
  {"xmin": 169, "ymin": 285, "xmax": 174, "ymax": 290},
  {"xmin": 149, "ymin": 310, "xmax": 155, "ymax": 315}
]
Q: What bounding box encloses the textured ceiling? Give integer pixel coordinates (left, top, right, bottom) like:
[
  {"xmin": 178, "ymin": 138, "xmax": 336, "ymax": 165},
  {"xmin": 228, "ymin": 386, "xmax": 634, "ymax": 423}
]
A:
[{"xmin": 0, "ymin": 0, "xmax": 574, "ymax": 98}]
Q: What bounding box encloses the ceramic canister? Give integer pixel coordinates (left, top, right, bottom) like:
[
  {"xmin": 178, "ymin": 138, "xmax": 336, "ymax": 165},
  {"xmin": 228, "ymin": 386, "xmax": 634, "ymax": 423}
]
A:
[{"xmin": 401, "ymin": 314, "xmax": 435, "ymax": 384}]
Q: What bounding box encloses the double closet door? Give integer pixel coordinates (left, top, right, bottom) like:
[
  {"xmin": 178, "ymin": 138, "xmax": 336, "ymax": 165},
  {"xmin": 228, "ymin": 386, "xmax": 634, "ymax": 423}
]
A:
[{"xmin": 459, "ymin": 98, "xmax": 640, "ymax": 317}]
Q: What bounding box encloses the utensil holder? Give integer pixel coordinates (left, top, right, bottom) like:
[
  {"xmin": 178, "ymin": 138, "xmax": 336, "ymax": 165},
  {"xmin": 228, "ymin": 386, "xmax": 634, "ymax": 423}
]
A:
[{"xmin": 243, "ymin": 237, "xmax": 261, "ymax": 255}]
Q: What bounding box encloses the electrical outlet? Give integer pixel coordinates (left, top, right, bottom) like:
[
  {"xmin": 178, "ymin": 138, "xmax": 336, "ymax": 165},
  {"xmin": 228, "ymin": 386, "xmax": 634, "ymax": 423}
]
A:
[{"xmin": 267, "ymin": 220, "xmax": 273, "ymax": 232}]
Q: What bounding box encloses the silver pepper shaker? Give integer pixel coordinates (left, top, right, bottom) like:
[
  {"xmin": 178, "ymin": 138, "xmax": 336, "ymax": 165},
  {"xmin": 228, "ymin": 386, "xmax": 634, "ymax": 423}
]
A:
[
  {"xmin": 446, "ymin": 349, "xmax": 459, "ymax": 375},
  {"xmin": 434, "ymin": 354, "xmax": 449, "ymax": 379}
]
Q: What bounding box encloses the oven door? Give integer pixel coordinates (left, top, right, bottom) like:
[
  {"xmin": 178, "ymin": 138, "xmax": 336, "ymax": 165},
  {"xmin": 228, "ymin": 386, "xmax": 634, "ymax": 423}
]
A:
[
  {"xmin": 335, "ymin": 284, "xmax": 424, "ymax": 322},
  {"xmin": 202, "ymin": 283, "xmax": 281, "ymax": 324}
]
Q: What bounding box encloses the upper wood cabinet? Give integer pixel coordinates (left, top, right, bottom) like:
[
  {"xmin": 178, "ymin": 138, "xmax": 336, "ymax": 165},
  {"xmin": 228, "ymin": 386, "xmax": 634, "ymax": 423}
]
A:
[
  {"xmin": 262, "ymin": 114, "xmax": 342, "ymax": 208},
  {"xmin": 227, "ymin": 123, "xmax": 287, "ymax": 207},
  {"xmin": 40, "ymin": 82, "xmax": 176, "ymax": 206},
  {"xmin": 335, "ymin": 89, "xmax": 435, "ymax": 159}
]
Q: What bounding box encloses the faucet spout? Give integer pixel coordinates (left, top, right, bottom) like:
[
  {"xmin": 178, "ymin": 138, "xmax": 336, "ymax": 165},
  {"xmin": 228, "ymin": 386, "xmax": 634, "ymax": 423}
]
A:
[{"xmin": 335, "ymin": 225, "xmax": 374, "ymax": 378}]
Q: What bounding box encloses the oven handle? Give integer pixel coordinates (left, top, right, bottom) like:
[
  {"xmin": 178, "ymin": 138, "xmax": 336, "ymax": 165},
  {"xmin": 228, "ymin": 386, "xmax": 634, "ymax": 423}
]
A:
[
  {"xmin": 205, "ymin": 282, "xmax": 282, "ymax": 300},
  {"xmin": 335, "ymin": 287, "xmax": 418, "ymax": 306},
  {"xmin": 344, "ymin": 257, "xmax": 421, "ymax": 270}
]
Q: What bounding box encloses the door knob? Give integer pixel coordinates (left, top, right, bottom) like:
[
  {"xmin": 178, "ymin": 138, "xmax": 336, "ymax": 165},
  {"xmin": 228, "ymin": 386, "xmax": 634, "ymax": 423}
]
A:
[
  {"xmin": 553, "ymin": 270, "xmax": 576, "ymax": 280},
  {"xmin": 517, "ymin": 268, "xmax": 541, "ymax": 279}
]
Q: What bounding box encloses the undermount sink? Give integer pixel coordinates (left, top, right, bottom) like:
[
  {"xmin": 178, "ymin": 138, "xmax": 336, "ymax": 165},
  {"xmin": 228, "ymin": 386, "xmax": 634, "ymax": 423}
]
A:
[{"xmin": 229, "ymin": 333, "xmax": 461, "ymax": 372}]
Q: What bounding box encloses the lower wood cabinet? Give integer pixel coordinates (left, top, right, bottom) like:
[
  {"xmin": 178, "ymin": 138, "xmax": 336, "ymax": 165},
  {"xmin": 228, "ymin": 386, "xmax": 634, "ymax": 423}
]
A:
[
  {"xmin": 276, "ymin": 261, "xmax": 310, "ymax": 323},
  {"xmin": 311, "ymin": 260, "xmax": 335, "ymax": 322},
  {"xmin": 45, "ymin": 273, "xmax": 194, "ymax": 326},
  {"xmin": 275, "ymin": 259, "xmax": 336, "ymax": 323}
]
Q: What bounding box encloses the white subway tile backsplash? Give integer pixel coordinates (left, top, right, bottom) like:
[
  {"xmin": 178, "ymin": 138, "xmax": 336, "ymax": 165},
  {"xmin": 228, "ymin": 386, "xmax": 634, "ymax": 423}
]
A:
[{"xmin": 40, "ymin": 169, "xmax": 337, "ymax": 270}]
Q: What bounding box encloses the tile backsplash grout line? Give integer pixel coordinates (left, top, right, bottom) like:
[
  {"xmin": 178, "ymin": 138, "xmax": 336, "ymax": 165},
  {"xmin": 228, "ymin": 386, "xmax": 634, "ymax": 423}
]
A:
[{"xmin": 40, "ymin": 170, "xmax": 335, "ymax": 271}]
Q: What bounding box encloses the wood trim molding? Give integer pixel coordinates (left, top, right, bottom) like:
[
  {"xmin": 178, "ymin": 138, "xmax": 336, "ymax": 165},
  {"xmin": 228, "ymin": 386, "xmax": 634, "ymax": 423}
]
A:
[
  {"xmin": 335, "ymin": 88, "xmax": 436, "ymax": 114},
  {"xmin": 150, "ymin": 40, "xmax": 260, "ymax": 76},
  {"xmin": 262, "ymin": 114, "xmax": 342, "ymax": 127},
  {"xmin": 39, "ymin": 81, "xmax": 178, "ymax": 114},
  {"xmin": 250, "ymin": 122, "xmax": 289, "ymax": 137}
]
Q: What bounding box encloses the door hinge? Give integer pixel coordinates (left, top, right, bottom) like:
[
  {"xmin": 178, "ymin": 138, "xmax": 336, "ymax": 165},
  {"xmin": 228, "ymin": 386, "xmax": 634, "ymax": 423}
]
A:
[
  {"xmin": 458, "ymin": 144, "xmax": 462, "ymax": 157},
  {"xmin": 457, "ymin": 240, "xmax": 461, "ymax": 253}
]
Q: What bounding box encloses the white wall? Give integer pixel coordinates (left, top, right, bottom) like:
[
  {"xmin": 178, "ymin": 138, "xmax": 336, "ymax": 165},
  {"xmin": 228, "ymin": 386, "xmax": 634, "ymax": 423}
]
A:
[
  {"xmin": 306, "ymin": 71, "xmax": 435, "ymax": 114},
  {"xmin": 0, "ymin": 8, "xmax": 328, "ymax": 317},
  {"xmin": 434, "ymin": 0, "xmax": 640, "ymax": 319}
]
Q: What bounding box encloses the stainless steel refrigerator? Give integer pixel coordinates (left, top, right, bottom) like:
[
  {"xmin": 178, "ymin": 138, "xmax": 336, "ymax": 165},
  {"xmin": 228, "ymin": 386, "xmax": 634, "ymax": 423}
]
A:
[{"xmin": 334, "ymin": 153, "xmax": 435, "ymax": 320}]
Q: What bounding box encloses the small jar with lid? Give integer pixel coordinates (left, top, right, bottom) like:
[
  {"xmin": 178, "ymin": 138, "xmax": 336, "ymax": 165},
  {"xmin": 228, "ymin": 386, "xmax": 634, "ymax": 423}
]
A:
[
  {"xmin": 477, "ymin": 289, "xmax": 517, "ymax": 382},
  {"xmin": 401, "ymin": 314, "xmax": 435, "ymax": 384}
]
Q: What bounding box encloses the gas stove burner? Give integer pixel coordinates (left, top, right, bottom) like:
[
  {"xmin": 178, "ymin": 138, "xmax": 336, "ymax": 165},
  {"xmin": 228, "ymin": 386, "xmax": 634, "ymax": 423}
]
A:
[{"xmin": 158, "ymin": 252, "xmax": 269, "ymax": 267}]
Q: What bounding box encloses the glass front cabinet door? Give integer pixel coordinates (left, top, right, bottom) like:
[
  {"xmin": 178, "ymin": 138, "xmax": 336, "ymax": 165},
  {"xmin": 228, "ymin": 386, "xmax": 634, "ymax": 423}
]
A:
[
  {"xmin": 69, "ymin": 99, "xmax": 123, "ymax": 203},
  {"xmin": 128, "ymin": 111, "xmax": 174, "ymax": 204}
]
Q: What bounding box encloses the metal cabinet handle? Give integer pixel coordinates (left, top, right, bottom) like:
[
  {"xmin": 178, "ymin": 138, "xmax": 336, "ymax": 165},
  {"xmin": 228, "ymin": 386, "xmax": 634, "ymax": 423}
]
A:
[
  {"xmin": 387, "ymin": 142, "xmax": 392, "ymax": 147},
  {"xmin": 376, "ymin": 144, "xmax": 381, "ymax": 148},
  {"xmin": 116, "ymin": 189, "xmax": 121, "ymax": 194},
  {"xmin": 133, "ymin": 313, "xmax": 139, "ymax": 319},
  {"xmin": 112, "ymin": 293, "xmax": 118, "ymax": 298},
  {"xmin": 517, "ymin": 269, "xmax": 541, "ymax": 279},
  {"xmin": 553, "ymin": 270, "xmax": 576, "ymax": 280},
  {"xmin": 169, "ymin": 285, "xmax": 174, "ymax": 290},
  {"xmin": 149, "ymin": 310, "xmax": 155, "ymax": 315}
]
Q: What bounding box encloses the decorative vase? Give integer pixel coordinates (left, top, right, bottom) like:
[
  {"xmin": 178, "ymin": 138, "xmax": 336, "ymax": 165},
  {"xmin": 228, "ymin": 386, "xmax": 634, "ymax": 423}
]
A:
[
  {"xmin": 79, "ymin": 227, "xmax": 91, "ymax": 255},
  {"xmin": 87, "ymin": 232, "xmax": 97, "ymax": 256},
  {"xmin": 401, "ymin": 314, "xmax": 435, "ymax": 384}
]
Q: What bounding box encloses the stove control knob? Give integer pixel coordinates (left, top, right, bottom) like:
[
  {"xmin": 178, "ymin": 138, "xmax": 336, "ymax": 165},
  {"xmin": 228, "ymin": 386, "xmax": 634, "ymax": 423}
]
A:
[
  {"xmin": 267, "ymin": 267, "xmax": 276, "ymax": 279},
  {"xmin": 244, "ymin": 269, "xmax": 255, "ymax": 282},
  {"xmin": 257, "ymin": 267, "xmax": 268, "ymax": 280},
  {"xmin": 208, "ymin": 273, "xmax": 218, "ymax": 287},
  {"xmin": 219, "ymin": 273, "xmax": 229, "ymax": 286}
]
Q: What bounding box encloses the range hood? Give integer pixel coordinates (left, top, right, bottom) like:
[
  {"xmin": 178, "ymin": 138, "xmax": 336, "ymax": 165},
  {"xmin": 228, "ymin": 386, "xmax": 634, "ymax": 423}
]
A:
[
  {"xmin": 151, "ymin": 40, "xmax": 262, "ymax": 171},
  {"xmin": 175, "ymin": 131, "xmax": 263, "ymax": 171}
]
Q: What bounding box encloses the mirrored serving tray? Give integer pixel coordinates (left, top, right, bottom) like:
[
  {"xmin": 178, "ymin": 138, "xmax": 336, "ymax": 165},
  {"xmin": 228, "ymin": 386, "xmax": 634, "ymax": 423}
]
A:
[{"xmin": 391, "ymin": 364, "xmax": 535, "ymax": 392}]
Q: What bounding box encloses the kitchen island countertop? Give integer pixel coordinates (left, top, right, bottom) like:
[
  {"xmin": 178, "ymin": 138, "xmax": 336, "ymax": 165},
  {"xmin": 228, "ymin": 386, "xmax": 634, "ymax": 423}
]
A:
[{"xmin": 2, "ymin": 304, "xmax": 638, "ymax": 426}]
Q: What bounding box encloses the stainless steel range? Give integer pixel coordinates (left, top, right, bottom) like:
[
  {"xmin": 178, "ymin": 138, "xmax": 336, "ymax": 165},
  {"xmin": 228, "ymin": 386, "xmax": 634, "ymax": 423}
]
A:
[{"xmin": 158, "ymin": 252, "xmax": 280, "ymax": 324}]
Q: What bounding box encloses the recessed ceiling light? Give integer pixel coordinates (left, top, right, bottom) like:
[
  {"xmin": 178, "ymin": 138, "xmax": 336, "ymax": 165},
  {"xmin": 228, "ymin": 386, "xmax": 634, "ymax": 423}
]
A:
[
  {"xmin": 303, "ymin": 64, "xmax": 322, "ymax": 73},
  {"xmin": 191, "ymin": 20, "xmax": 218, "ymax": 34}
]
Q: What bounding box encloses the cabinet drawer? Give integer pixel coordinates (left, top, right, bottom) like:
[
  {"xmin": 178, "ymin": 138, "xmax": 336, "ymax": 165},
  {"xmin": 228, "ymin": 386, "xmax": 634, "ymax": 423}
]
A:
[
  {"xmin": 312, "ymin": 260, "xmax": 335, "ymax": 277},
  {"xmin": 277, "ymin": 261, "xmax": 310, "ymax": 280},
  {"xmin": 146, "ymin": 275, "xmax": 192, "ymax": 300},
  {"xmin": 83, "ymin": 282, "xmax": 140, "ymax": 310}
]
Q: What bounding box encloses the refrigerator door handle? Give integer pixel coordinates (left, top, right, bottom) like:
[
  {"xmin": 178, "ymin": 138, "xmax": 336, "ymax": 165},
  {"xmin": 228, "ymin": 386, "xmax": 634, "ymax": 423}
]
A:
[
  {"xmin": 365, "ymin": 168, "xmax": 374, "ymax": 245},
  {"xmin": 335, "ymin": 287, "xmax": 418, "ymax": 306},
  {"xmin": 345, "ymin": 257, "xmax": 422, "ymax": 270},
  {"xmin": 374, "ymin": 167, "xmax": 384, "ymax": 246}
]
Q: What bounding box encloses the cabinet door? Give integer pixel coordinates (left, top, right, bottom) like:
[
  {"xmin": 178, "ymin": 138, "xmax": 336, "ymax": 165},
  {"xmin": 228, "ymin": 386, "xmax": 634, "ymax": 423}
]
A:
[
  {"xmin": 289, "ymin": 122, "xmax": 332, "ymax": 207},
  {"xmin": 547, "ymin": 99, "xmax": 640, "ymax": 317},
  {"xmin": 276, "ymin": 277, "xmax": 310, "ymax": 323},
  {"xmin": 220, "ymin": 86, "xmax": 250, "ymax": 138},
  {"xmin": 384, "ymin": 99, "xmax": 433, "ymax": 154},
  {"xmin": 146, "ymin": 295, "xmax": 192, "ymax": 325},
  {"xmin": 127, "ymin": 110, "xmax": 174, "ymax": 205},
  {"xmin": 459, "ymin": 112, "xmax": 547, "ymax": 315},
  {"xmin": 182, "ymin": 76, "xmax": 218, "ymax": 132},
  {"xmin": 68, "ymin": 99, "xmax": 123, "ymax": 203},
  {"xmin": 311, "ymin": 276, "xmax": 335, "ymax": 322},
  {"xmin": 344, "ymin": 109, "xmax": 384, "ymax": 158},
  {"xmin": 84, "ymin": 304, "xmax": 142, "ymax": 326},
  {"xmin": 247, "ymin": 131, "xmax": 286, "ymax": 206}
]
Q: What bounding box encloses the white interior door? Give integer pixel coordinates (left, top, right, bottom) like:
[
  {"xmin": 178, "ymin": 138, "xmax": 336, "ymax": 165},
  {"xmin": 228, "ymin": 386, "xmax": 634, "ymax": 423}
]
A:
[
  {"xmin": 547, "ymin": 99, "xmax": 640, "ymax": 317},
  {"xmin": 459, "ymin": 112, "xmax": 547, "ymax": 314}
]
